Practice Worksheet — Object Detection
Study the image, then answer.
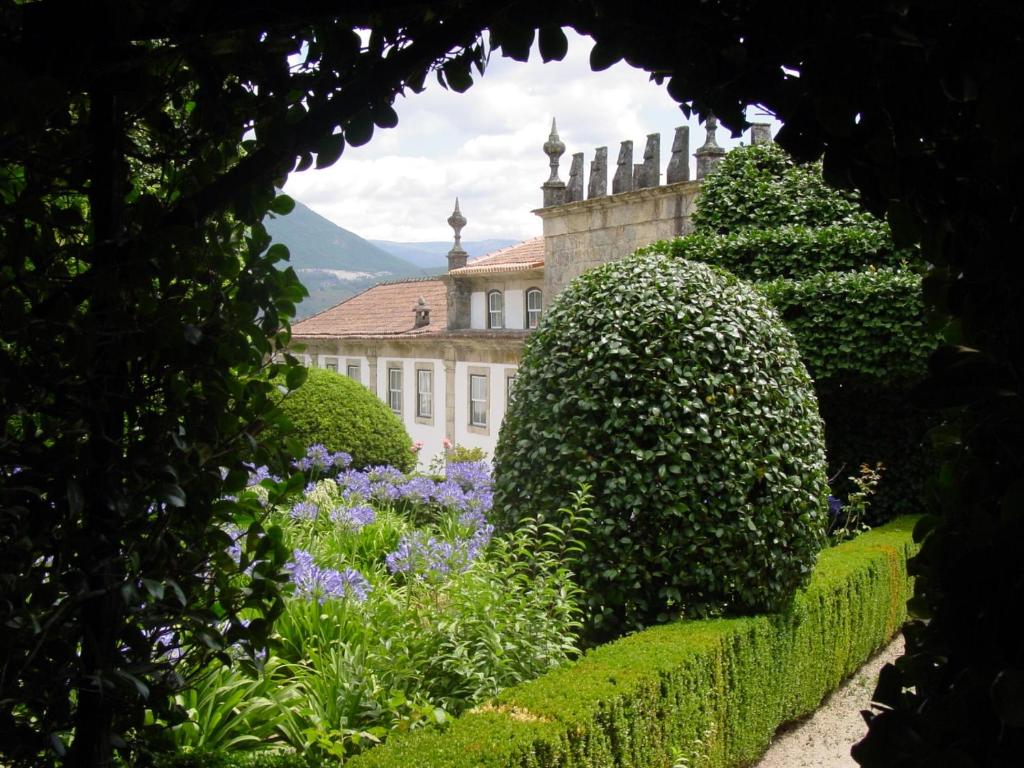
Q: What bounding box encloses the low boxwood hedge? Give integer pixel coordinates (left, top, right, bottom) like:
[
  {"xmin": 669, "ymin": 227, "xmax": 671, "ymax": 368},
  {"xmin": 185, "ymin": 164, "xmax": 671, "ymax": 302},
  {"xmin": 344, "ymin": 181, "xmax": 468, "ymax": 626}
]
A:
[
  {"xmin": 167, "ymin": 517, "xmax": 915, "ymax": 768},
  {"xmin": 342, "ymin": 517, "xmax": 917, "ymax": 768}
]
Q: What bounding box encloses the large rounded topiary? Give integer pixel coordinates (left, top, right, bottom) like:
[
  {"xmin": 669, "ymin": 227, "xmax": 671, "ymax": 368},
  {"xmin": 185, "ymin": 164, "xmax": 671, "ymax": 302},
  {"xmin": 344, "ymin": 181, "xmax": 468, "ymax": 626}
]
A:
[
  {"xmin": 493, "ymin": 253, "xmax": 828, "ymax": 639},
  {"xmin": 275, "ymin": 366, "xmax": 415, "ymax": 472}
]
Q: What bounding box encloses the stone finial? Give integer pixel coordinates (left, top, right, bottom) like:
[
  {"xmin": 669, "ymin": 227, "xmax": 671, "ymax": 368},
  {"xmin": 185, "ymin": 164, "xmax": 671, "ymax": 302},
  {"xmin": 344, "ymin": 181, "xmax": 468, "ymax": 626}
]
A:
[
  {"xmin": 612, "ymin": 140, "xmax": 633, "ymax": 194},
  {"xmin": 636, "ymin": 132, "xmax": 661, "ymax": 188},
  {"xmin": 446, "ymin": 198, "xmax": 468, "ymax": 271},
  {"xmin": 588, "ymin": 146, "xmax": 608, "ymax": 198},
  {"xmin": 666, "ymin": 126, "xmax": 690, "ymax": 183},
  {"xmin": 567, "ymin": 152, "xmax": 584, "ymax": 202},
  {"xmin": 750, "ymin": 122, "xmax": 773, "ymax": 145},
  {"xmin": 541, "ymin": 118, "xmax": 567, "ymax": 207},
  {"xmin": 413, "ymin": 296, "xmax": 431, "ymax": 328},
  {"xmin": 695, "ymin": 113, "xmax": 727, "ymax": 179}
]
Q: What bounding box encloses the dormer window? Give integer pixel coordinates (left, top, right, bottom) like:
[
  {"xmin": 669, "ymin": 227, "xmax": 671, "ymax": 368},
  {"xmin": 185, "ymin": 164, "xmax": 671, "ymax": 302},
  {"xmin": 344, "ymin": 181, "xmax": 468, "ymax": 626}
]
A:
[
  {"xmin": 526, "ymin": 288, "xmax": 543, "ymax": 329},
  {"xmin": 487, "ymin": 290, "xmax": 504, "ymax": 329}
]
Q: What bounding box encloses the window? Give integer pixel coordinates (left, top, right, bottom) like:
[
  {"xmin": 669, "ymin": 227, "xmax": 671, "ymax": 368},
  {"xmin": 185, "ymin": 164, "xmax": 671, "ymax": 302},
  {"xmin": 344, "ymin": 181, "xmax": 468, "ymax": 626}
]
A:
[
  {"xmin": 387, "ymin": 367, "xmax": 402, "ymax": 414},
  {"xmin": 470, "ymin": 374, "xmax": 488, "ymax": 427},
  {"xmin": 322, "ymin": 356, "xmax": 338, "ymax": 372},
  {"xmin": 487, "ymin": 290, "xmax": 504, "ymax": 329},
  {"xmin": 416, "ymin": 368, "xmax": 433, "ymax": 419},
  {"xmin": 346, "ymin": 363, "xmax": 360, "ymax": 382},
  {"xmin": 506, "ymin": 372, "xmax": 517, "ymax": 406},
  {"xmin": 526, "ymin": 288, "xmax": 543, "ymax": 329}
]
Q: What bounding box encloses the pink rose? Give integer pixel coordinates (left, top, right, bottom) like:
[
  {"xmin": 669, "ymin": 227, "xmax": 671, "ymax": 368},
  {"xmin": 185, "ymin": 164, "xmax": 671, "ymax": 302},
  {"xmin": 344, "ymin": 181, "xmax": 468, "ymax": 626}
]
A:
[{"xmin": 442, "ymin": 437, "xmax": 453, "ymax": 450}]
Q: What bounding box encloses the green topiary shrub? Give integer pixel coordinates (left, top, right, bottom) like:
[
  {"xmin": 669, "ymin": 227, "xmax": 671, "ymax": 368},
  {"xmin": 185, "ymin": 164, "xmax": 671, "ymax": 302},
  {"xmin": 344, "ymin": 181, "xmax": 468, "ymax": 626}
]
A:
[
  {"xmin": 493, "ymin": 253, "xmax": 829, "ymax": 640},
  {"xmin": 271, "ymin": 367, "xmax": 415, "ymax": 472},
  {"xmin": 644, "ymin": 143, "xmax": 937, "ymax": 523}
]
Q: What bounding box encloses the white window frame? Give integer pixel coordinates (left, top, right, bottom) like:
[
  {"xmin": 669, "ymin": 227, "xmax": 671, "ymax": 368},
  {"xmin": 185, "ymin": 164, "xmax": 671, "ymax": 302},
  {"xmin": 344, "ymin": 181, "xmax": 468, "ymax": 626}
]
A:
[
  {"xmin": 468, "ymin": 370, "xmax": 489, "ymax": 432},
  {"xmin": 505, "ymin": 371, "xmax": 517, "ymax": 408},
  {"xmin": 525, "ymin": 288, "xmax": 543, "ymax": 329},
  {"xmin": 387, "ymin": 366, "xmax": 402, "ymax": 414},
  {"xmin": 415, "ymin": 366, "xmax": 433, "ymax": 423},
  {"xmin": 487, "ymin": 290, "xmax": 504, "ymax": 329},
  {"xmin": 346, "ymin": 361, "xmax": 361, "ymax": 382},
  {"xmin": 321, "ymin": 355, "xmax": 339, "ymax": 373}
]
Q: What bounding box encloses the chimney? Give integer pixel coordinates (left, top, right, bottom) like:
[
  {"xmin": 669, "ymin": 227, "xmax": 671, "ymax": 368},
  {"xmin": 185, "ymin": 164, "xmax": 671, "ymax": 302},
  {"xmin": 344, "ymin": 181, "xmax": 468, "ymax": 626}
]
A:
[{"xmin": 412, "ymin": 296, "xmax": 431, "ymax": 328}]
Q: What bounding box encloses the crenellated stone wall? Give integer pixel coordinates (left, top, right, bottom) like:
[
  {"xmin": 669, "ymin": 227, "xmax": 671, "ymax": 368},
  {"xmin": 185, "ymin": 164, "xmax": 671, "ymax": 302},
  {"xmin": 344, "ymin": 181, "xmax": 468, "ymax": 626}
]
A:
[{"xmin": 536, "ymin": 179, "xmax": 701, "ymax": 298}]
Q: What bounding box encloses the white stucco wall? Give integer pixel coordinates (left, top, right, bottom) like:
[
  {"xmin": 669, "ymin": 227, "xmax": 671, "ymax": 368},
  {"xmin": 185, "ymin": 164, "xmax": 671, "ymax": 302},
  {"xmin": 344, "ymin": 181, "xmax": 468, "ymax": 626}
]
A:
[
  {"xmin": 453, "ymin": 362, "xmax": 518, "ymax": 461},
  {"xmin": 376, "ymin": 356, "xmax": 447, "ymax": 470},
  {"xmin": 505, "ymin": 289, "xmax": 525, "ymax": 329},
  {"xmin": 470, "ymin": 291, "xmax": 486, "ymax": 329}
]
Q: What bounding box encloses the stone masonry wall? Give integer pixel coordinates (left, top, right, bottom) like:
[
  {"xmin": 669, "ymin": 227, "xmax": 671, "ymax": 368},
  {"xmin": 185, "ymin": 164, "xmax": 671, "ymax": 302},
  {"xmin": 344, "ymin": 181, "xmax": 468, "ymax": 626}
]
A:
[{"xmin": 536, "ymin": 179, "xmax": 701, "ymax": 298}]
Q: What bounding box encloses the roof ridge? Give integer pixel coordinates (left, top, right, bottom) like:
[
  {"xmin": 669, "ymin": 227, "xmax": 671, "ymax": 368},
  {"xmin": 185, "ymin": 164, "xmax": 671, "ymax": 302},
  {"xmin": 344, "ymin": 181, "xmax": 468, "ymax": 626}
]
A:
[{"xmin": 464, "ymin": 235, "xmax": 544, "ymax": 266}]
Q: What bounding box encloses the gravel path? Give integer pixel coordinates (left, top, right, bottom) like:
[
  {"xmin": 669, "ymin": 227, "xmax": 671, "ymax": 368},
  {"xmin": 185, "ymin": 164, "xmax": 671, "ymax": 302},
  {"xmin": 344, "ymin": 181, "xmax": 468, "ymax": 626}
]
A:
[{"xmin": 753, "ymin": 636, "xmax": 903, "ymax": 768}]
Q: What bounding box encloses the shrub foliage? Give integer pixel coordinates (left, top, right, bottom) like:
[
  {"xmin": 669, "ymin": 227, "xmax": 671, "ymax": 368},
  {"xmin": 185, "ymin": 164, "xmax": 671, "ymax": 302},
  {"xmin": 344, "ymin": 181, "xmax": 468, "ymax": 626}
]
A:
[
  {"xmin": 273, "ymin": 367, "xmax": 415, "ymax": 473},
  {"xmin": 493, "ymin": 253, "xmax": 828, "ymax": 639},
  {"xmin": 646, "ymin": 143, "xmax": 939, "ymax": 521}
]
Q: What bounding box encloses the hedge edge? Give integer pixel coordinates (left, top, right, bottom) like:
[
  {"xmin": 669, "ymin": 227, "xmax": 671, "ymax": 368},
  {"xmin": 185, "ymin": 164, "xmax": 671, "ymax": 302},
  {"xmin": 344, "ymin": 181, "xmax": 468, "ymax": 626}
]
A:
[{"xmin": 345, "ymin": 517, "xmax": 918, "ymax": 768}]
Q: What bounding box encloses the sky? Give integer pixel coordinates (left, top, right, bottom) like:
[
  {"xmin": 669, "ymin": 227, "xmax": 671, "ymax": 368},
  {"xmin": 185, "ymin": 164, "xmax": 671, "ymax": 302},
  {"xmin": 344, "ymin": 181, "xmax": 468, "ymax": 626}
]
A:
[{"xmin": 282, "ymin": 29, "xmax": 779, "ymax": 243}]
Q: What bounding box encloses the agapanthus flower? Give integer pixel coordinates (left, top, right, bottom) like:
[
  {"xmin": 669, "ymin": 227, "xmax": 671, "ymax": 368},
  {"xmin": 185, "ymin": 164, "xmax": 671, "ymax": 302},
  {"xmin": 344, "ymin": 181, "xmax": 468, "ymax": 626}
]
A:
[
  {"xmin": 445, "ymin": 461, "xmax": 492, "ymax": 494},
  {"xmin": 294, "ymin": 443, "xmax": 353, "ymax": 474},
  {"xmin": 385, "ymin": 531, "xmax": 478, "ymax": 579},
  {"xmin": 330, "ymin": 504, "xmax": 376, "ymax": 528},
  {"xmin": 828, "ymin": 495, "xmax": 843, "ymax": 518},
  {"xmin": 290, "ymin": 501, "xmax": 319, "ymax": 521},
  {"xmin": 285, "ymin": 549, "xmax": 371, "ymax": 603}
]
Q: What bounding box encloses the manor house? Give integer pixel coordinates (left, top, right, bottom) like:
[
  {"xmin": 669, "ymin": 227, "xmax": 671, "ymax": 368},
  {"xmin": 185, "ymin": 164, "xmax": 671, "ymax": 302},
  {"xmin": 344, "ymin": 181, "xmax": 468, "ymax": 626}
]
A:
[{"xmin": 290, "ymin": 118, "xmax": 772, "ymax": 467}]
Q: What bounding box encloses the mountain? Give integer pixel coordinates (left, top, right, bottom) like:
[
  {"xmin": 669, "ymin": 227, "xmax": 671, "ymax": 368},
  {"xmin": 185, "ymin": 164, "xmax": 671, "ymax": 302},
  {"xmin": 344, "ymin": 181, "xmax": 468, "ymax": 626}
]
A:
[
  {"xmin": 265, "ymin": 199, "xmax": 418, "ymax": 273},
  {"xmin": 370, "ymin": 238, "xmax": 521, "ymax": 270},
  {"xmin": 263, "ymin": 199, "xmax": 426, "ymax": 319}
]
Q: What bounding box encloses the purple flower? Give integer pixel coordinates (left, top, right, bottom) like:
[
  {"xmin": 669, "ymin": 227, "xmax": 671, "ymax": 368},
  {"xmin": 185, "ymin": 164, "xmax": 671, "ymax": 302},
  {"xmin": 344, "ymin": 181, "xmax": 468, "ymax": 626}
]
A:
[
  {"xmin": 385, "ymin": 531, "xmax": 481, "ymax": 580},
  {"xmin": 828, "ymin": 495, "xmax": 843, "ymax": 518},
  {"xmin": 290, "ymin": 501, "xmax": 319, "ymax": 521},
  {"xmin": 294, "ymin": 444, "xmax": 353, "ymax": 475},
  {"xmin": 285, "ymin": 549, "xmax": 371, "ymax": 603},
  {"xmin": 330, "ymin": 504, "xmax": 376, "ymax": 528},
  {"xmin": 246, "ymin": 465, "xmax": 273, "ymax": 486},
  {"xmin": 445, "ymin": 461, "xmax": 492, "ymax": 493}
]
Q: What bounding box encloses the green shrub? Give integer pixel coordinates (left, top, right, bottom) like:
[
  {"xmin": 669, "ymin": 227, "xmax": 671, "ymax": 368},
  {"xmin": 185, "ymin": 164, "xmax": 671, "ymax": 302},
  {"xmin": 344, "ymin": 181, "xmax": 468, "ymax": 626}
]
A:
[
  {"xmin": 342, "ymin": 517, "xmax": 919, "ymax": 768},
  {"xmin": 691, "ymin": 142, "xmax": 882, "ymax": 233},
  {"xmin": 757, "ymin": 268, "xmax": 939, "ymax": 387},
  {"xmin": 646, "ymin": 143, "xmax": 936, "ymax": 523},
  {"xmin": 493, "ymin": 253, "xmax": 828, "ymax": 639},
  {"xmin": 658, "ymin": 224, "xmax": 910, "ymax": 281},
  {"xmin": 270, "ymin": 367, "xmax": 415, "ymax": 472}
]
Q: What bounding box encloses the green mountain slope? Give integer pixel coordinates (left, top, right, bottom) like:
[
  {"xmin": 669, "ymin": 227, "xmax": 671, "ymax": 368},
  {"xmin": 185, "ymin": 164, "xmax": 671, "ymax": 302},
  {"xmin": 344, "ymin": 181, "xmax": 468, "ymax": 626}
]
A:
[
  {"xmin": 263, "ymin": 199, "xmax": 428, "ymax": 319},
  {"xmin": 264, "ymin": 199, "xmax": 418, "ymax": 274}
]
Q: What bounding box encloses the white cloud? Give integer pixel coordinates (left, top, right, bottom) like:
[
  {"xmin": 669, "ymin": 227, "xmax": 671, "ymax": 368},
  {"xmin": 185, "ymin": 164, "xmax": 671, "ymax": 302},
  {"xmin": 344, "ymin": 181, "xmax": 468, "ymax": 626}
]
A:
[{"xmin": 282, "ymin": 30, "xmax": 779, "ymax": 242}]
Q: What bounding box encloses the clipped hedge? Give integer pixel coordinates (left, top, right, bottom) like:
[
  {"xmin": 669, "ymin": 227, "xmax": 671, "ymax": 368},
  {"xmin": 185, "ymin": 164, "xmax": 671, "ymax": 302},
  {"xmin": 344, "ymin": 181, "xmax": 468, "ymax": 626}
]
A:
[
  {"xmin": 270, "ymin": 366, "xmax": 415, "ymax": 472},
  {"xmin": 654, "ymin": 225, "xmax": 910, "ymax": 281},
  {"xmin": 758, "ymin": 268, "xmax": 939, "ymax": 387},
  {"xmin": 338, "ymin": 517, "xmax": 918, "ymax": 768},
  {"xmin": 691, "ymin": 142, "xmax": 882, "ymax": 233}
]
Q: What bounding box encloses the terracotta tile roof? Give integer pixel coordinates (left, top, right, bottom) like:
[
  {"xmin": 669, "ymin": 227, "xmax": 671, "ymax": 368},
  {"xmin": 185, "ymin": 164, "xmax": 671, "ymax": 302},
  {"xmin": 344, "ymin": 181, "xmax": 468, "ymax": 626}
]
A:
[
  {"xmin": 448, "ymin": 237, "xmax": 545, "ymax": 276},
  {"xmin": 292, "ymin": 278, "xmax": 447, "ymax": 338}
]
